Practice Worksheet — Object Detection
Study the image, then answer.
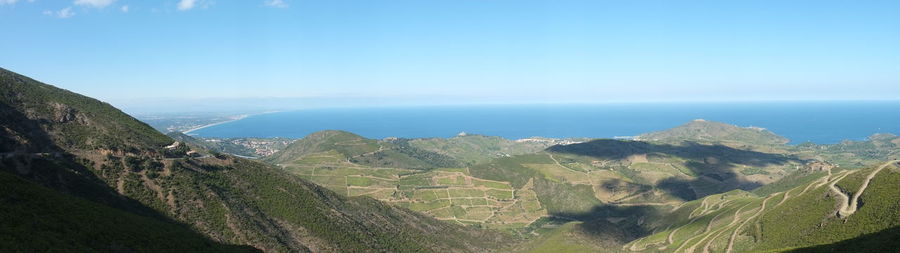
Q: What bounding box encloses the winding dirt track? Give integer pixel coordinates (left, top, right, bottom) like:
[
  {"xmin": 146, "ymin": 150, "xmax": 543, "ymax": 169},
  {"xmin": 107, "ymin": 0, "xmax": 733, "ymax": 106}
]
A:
[
  {"xmin": 774, "ymin": 190, "xmax": 790, "ymax": 207},
  {"xmin": 725, "ymin": 193, "xmax": 777, "ymax": 253},
  {"xmin": 624, "ymin": 160, "xmax": 896, "ymax": 253},
  {"xmin": 675, "ymin": 204, "xmax": 749, "ymax": 253},
  {"xmin": 831, "ymin": 160, "xmax": 897, "ymax": 218},
  {"xmin": 699, "ymin": 210, "xmax": 731, "ymax": 253}
]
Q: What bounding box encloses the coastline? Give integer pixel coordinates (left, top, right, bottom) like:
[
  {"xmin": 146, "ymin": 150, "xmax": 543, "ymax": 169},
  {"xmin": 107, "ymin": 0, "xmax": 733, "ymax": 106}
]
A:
[
  {"xmin": 183, "ymin": 115, "xmax": 249, "ymax": 134},
  {"xmin": 183, "ymin": 110, "xmax": 282, "ymax": 135}
]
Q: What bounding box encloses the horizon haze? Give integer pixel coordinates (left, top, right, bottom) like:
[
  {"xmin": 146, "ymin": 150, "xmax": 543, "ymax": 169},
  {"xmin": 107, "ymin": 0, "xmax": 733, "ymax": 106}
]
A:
[{"xmin": 2, "ymin": 0, "xmax": 899, "ymax": 113}]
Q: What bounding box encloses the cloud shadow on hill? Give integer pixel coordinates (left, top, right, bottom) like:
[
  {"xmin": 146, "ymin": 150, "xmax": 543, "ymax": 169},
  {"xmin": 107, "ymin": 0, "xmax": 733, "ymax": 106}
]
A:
[
  {"xmin": 547, "ymin": 139, "xmax": 804, "ymax": 201},
  {"xmin": 539, "ymin": 139, "xmax": 808, "ymax": 238}
]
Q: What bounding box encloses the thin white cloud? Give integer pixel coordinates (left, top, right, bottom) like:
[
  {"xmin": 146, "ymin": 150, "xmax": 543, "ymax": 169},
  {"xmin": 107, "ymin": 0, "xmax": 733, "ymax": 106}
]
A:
[
  {"xmin": 0, "ymin": 0, "xmax": 19, "ymax": 5},
  {"xmin": 264, "ymin": 0, "xmax": 287, "ymax": 8},
  {"xmin": 74, "ymin": 0, "xmax": 116, "ymax": 8},
  {"xmin": 45, "ymin": 7, "xmax": 75, "ymax": 18},
  {"xmin": 177, "ymin": 0, "xmax": 196, "ymax": 11},
  {"xmin": 120, "ymin": 5, "xmax": 128, "ymax": 12}
]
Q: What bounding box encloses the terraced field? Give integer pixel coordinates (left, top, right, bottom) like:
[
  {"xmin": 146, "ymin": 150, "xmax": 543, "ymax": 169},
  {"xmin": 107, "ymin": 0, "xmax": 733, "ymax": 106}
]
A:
[{"xmin": 283, "ymin": 150, "xmax": 547, "ymax": 228}]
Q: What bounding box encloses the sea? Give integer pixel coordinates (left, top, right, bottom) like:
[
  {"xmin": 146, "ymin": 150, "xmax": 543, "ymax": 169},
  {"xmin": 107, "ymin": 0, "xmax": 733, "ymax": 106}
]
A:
[{"xmin": 190, "ymin": 101, "xmax": 900, "ymax": 144}]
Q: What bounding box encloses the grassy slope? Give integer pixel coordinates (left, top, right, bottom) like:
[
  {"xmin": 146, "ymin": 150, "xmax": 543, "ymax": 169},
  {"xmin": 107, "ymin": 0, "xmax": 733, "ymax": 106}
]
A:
[
  {"xmin": 408, "ymin": 135, "xmax": 552, "ymax": 165},
  {"xmin": 519, "ymin": 222, "xmax": 598, "ymax": 253},
  {"xmin": 623, "ymin": 162, "xmax": 900, "ymax": 253},
  {"xmin": 266, "ymin": 130, "xmax": 460, "ymax": 169}
]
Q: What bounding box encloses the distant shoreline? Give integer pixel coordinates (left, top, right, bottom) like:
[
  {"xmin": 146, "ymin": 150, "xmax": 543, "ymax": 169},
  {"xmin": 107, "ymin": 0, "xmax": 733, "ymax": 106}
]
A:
[
  {"xmin": 183, "ymin": 115, "xmax": 248, "ymax": 134},
  {"xmin": 183, "ymin": 111, "xmax": 280, "ymax": 134}
]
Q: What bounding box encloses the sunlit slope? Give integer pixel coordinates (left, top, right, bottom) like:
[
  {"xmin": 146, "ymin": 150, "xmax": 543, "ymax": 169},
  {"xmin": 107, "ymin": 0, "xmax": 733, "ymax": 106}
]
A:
[
  {"xmin": 276, "ymin": 147, "xmax": 547, "ymax": 229},
  {"xmin": 266, "ymin": 130, "xmax": 462, "ymax": 169},
  {"xmin": 623, "ymin": 160, "xmax": 900, "ymax": 253},
  {"xmin": 407, "ymin": 134, "xmax": 558, "ymax": 165}
]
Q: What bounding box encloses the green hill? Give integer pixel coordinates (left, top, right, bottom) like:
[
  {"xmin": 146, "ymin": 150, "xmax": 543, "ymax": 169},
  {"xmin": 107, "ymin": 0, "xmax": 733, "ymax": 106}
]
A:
[
  {"xmin": 638, "ymin": 119, "xmax": 790, "ymax": 146},
  {"xmin": 407, "ymin": 134, "xmax": 558, "ymax": 165},
  {"xmin": 266, "ymin": 130, "xmax": 462, "ymax": 169},
  {"xmin": 0, "ymin": 67, "xmax": 509, "ymax": 252}
]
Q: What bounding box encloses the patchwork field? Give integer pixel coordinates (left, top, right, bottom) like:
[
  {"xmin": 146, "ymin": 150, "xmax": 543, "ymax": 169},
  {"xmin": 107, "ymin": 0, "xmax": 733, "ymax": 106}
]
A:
[{"xmin": 283, "ymin": 151, "xmax": 547, "ymax": 228}]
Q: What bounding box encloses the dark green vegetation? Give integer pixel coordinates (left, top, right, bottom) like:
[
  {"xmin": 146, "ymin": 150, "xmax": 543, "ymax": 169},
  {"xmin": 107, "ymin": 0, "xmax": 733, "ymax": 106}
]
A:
[
  {"xmin": 0, "ymin": 170, "xmax": 256, "ymax": 253},
  {"xmin": 787, "ymin": 226, "xmax": 900, "ymax": 253},
  {"xmin": 0, "ymin": 68, "xmax": 509, "ymax": 252}
]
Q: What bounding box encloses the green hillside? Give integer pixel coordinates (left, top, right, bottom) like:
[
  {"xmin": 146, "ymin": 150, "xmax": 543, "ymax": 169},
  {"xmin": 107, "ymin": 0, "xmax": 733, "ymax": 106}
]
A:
[
  {"xmin": 266, "ymin": 130, "xmax": 461, "ymax": 169},
  {"xmin": 0, "ymin": 68, "xmax": 509, "ymax": 252},
  {"xmin": 638, "ymin": 119, "xmax": 790, "ymax": 146},
  {"xmin": 0, "ymin": 170, "xmax": 257, "ymax": 252},
  {"xmin": 407, "ymin": 134, "xmax": 557, "ymax": 165},
  {"xmin": 623, "ymin": 160, "xmax": 900, "ymax": 253}
]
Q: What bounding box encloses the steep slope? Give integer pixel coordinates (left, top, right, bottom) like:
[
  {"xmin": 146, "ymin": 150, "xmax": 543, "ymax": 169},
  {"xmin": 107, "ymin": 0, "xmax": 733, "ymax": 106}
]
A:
[
  {"xmin": 622, "ymin": 160, "xmax": 900, "ymax": 253},
  {"xmin": 638, "ymin": 119, "xmax": 790, "ymax": 146},
  {"xmin": 0, "ymin": 170, "xmax": 256, "ymax": 252},
  {"xmin": 0, "ymin": 67, "xmax": 509, "ymax": 252}
]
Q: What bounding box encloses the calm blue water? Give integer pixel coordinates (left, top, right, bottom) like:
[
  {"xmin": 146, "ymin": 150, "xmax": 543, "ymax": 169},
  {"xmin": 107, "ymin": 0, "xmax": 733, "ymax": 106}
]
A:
[{"xmin": 191, "ymin": 102, "xmax": 900, "ymax": 144}]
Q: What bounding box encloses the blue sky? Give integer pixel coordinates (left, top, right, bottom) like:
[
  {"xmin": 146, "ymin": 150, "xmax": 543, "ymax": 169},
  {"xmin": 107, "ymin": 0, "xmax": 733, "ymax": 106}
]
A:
[{"xmin": 1, "ymin": 0, "xmax": 899, "ymax": 111}]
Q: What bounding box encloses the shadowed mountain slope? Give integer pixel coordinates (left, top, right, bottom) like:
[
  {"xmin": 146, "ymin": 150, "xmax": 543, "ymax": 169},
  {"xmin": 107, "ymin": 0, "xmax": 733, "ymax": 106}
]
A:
[{"xmin": 0, "ymin": 67, "xmax": 509, "ymax": 252}]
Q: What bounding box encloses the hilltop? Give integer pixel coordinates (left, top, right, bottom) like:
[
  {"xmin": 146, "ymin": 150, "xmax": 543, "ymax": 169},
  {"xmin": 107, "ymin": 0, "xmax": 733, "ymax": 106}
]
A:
[
  {"xmin": 0, "ymin": 68, "xmax": 509, "ymax": 252},
  {"xmin": 638, "ymin": 119, "xmax": 790, "ymax": 146}
]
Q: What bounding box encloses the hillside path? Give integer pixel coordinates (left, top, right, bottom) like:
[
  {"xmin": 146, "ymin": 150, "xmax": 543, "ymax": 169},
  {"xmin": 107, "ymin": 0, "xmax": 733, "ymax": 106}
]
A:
[{"xmin": 832, "ymin": 160, "xmax": 897, "ymax": 218}]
